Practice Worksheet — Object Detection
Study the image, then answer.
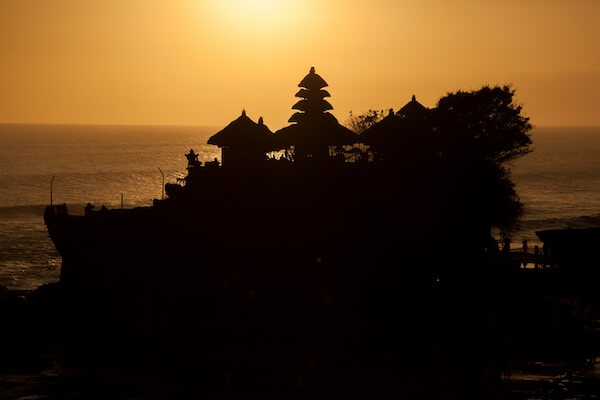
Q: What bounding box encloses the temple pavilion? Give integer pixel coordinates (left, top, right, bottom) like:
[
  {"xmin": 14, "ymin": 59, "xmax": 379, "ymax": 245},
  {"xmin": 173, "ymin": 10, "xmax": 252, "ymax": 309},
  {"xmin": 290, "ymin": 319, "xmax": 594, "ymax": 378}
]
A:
[
  {"xmin": 208, "ymin": 110, "xmax": 274, "ymax": 167},
  {"xmin": 207, "ymin": 67, "xmax": 431, "ymax": 166},
  {"xmin": 208, "ymin": 67, "xmax": 357, "ymax": 167},
  {"xmin": 274, "ymin": 67, "xmax": 357, "ymax": 161},
  {"xmin": 360, "ymin": 95, "xmax": 431, "ymax": 160}
]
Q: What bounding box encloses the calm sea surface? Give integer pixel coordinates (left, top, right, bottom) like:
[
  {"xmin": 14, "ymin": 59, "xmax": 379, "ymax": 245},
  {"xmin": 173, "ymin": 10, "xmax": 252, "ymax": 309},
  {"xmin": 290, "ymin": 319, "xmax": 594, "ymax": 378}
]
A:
[{"xmin": 1, "ymin": 124, "xmax": 599, "ymax": 290}]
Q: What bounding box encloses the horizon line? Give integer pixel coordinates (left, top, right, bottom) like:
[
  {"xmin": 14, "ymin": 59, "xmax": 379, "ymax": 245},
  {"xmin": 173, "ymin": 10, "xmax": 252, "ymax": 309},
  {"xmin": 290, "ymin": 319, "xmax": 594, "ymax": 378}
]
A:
[
  {"xmin": 0, "ymin": 122, "xmax": 223, "ymax": 129},
  {"xmin": 2, "ymin": 122, "xmax": 600, "ymax": 130}
]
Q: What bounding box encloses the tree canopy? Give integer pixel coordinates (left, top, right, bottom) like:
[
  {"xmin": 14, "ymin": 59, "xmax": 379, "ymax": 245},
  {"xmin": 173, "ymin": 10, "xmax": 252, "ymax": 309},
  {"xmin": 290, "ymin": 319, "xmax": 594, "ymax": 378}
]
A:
[
  {"xmin": 346, "ymin": 109, "xmax": 385, "ymax": 134},
  {"xmin": 348, "ymin": 85, "xmax": 532, "ymax": 164},
  {"xmin": 345, "ymin": 85, "xmax": 532, "ymax": 236},
  {"xmin": 433, "ymin": 85, "xmax": 532, "ymax": 163}
]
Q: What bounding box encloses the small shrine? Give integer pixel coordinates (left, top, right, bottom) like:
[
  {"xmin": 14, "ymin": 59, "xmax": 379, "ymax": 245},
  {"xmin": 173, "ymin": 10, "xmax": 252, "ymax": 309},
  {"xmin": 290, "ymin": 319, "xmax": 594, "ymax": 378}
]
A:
[{"xmin": 207, "ymin": 110, "xmax": 274, "ymax": 167}]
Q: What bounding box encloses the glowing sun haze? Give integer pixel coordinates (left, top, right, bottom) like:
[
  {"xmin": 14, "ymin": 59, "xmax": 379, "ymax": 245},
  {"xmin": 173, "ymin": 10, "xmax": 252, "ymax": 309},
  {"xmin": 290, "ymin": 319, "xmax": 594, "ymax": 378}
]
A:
[
  {"xmin": 1, "ymin": 0, "xmax": 599, "ymax": 128},
  {"xmin": 214, "ymin": 0, "xmax": 294, "ymax": 20}
]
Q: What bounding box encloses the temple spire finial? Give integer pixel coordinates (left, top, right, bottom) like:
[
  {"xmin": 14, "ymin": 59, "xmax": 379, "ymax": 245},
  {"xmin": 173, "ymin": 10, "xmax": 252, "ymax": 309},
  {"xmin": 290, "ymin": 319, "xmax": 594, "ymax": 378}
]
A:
[
  {"xmin": 242, "ymin": 109, "xmax": 246, "ymax": 117},
  {"xmin": 310, "ymin": 66, "xmax": 315, "ymax": 74},
  {"xmin": 412, "ymin": 95, "xmax": 416, "ymax": 102}
]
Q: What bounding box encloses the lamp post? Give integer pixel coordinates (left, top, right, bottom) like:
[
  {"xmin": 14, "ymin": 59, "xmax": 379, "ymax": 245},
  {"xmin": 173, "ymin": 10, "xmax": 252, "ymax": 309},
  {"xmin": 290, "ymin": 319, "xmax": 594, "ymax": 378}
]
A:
[{"xmin": 50, "ymin": 176, "xmax": 55, "ymax": 207}]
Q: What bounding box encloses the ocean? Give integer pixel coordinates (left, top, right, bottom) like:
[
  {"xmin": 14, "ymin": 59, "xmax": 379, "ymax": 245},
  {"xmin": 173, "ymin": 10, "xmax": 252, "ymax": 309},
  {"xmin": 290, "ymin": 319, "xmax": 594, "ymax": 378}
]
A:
[
  {"xmin": 1, "ymin": 124, "xmax": 599, "ymax": 291},
  {"xmin": 511, "ymin": 126, "xmax": 600, "ymax": 243},
  {"xmin": 0, "ymin": 124, "xmax": 220, "ymax": 290}
]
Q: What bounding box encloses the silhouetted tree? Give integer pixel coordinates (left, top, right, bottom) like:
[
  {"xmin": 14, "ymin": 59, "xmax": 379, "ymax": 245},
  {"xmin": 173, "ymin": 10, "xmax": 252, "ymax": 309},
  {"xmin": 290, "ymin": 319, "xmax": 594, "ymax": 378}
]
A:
[
  {"xmin": 347, "ymin": 86, "xmax": 530, "ymax": 237},
  {"xmin": 346, "ymin": 109, "xmax": 385, "ymax": 134},
  {"xmin": 433, "ymin": 85, "xmax": 532, "ymax": 163},
  {"xmin": 465, "ymin": 160, "xmax": 523, "ymax": 235},
  {"xmin": 430, "ymin": 86, "xmax": 532, "ymax": 234}
]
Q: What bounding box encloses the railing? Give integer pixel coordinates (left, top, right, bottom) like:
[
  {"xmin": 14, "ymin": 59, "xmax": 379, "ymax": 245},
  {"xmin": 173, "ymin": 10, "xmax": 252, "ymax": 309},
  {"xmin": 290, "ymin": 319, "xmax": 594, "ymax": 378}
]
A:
[{"xmin": 508, "ymin": 250, "xmax": 553, "ymax": 269}]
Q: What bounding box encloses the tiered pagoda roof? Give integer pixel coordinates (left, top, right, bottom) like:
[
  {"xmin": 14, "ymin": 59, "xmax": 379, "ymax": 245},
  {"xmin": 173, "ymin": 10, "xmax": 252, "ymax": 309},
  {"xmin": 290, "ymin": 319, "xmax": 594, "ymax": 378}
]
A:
[
  {"xmin": 289, "ymin": 67, "xmax": 334, "ymax": 123},
  {"xmin": 275, "ymin": 67, "xmax": 356, "ymax": 147}
]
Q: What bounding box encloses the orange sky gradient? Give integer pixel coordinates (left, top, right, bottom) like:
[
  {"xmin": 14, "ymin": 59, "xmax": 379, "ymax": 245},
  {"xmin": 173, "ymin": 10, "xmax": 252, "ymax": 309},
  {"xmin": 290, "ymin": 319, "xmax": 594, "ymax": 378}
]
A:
[{"xmin": 1, "ymin": 0, "xmax": 599, "ymax": 129}]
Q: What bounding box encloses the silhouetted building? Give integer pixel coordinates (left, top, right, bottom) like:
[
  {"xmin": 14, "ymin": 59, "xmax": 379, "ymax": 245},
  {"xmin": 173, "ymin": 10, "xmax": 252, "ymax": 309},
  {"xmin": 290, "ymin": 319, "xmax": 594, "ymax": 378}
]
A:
[
  {"xmin": 396, "ymin": 94, "xmax": 428, "ymax": 119},
  {"xmin": 185, "ymin": 148, "xmax": 201, "ymax": 168},
  {"xmin": 274, "ymin": 67, "xmax": 356, "ymax": 161},
  {"xmin": 208, "ymin": 110, "xmax": 274, "ymax": 167},
  {"xmin": 359, "ymin": 108, "xmax": 401, "ymax": 146},
  {"xmin": 361, "ymin": 95, "xmax": 431, "ymax": 161},
  {"xmin": 40, "ymin": 67, "xmax": 542, "ymax": 399},
  {"xmin": 537, "ymin": 227, "xmax": 600, "ymax": 277}
]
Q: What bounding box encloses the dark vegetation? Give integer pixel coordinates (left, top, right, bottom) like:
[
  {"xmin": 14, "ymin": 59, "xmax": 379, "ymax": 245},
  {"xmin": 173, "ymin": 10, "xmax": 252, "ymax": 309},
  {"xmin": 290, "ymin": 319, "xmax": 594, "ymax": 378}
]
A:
[
  {"xmin": 346, "ymin": 109, "xmax": 386, "ymax": 133},
  {"xmin": 349, "ymin": 85, "xmax": 531, "ymax": 236}
]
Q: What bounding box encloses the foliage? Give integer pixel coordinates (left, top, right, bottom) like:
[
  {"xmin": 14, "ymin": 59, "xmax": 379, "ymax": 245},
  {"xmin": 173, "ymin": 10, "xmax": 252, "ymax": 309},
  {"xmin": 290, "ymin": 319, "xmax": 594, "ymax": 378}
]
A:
[
  {"xmin": 346, "ymin": 109, "xmax": 385, "ymax": 134},
  {"xmin": 430, "ymin": 86, "xmax": 532, "ymax": 234},
  {"xmin": 433, "ymin": 85, "xmax": 532, "ymax": 163},
  {"xmin": 473, "ymin": 162, "xmax": 523, "ymax": 234},
  {"xmin": 346, "ymin": 86, "xmax": 532, "ymax": 236}
]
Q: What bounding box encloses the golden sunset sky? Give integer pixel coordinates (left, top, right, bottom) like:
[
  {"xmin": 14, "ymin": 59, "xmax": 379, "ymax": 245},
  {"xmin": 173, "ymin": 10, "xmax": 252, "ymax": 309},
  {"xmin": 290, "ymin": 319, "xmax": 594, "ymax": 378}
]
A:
[{"xmin": 1, "ymin": 0, "xmax": 599, "ymax": 128}]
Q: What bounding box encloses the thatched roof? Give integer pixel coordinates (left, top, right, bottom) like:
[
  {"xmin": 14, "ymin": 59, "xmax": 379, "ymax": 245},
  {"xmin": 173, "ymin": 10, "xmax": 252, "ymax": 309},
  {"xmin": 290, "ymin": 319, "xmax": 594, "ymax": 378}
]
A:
[
  {"xmin": 288, "ymin": 112, "xmax": 305, "ymax": 124},
  {"xmin": 397, "ymin": 95, "xmax": 428, "ymax": 118},
  {"xmin": 359, "ymin": 109, "xmax": 403, "ymax": 145},
  {"xmin": 292, "ymin": 99, "xmax": 333, "ymax": 112},
  {"xmin": 276, "ymin": 67, "xmax": 355, "ymax": 148},
  {"xmin": 275, "ymin": 113, "xmax": 357, "ymax": 148},
  {"xmin": 295, "ymin": 89, "xmax": 331, "ymax": 99},
  {"xmin": 208, "ymin": 110, "xmax": 274, "ymax": 148},
  {"xmin": 361, "ymin": 99, "xmax": 433, "ymax": 149},
  {"xmin": 298, "ymin": 66, "xmax": 328, "ymax": 89}
]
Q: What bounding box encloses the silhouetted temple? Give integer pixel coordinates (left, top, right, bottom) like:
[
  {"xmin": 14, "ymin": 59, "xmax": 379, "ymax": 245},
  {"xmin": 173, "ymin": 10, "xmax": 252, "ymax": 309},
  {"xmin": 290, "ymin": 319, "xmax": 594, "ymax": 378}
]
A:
[
  {"xmin": 207, "ymin": 110, "xmax": 273, "ymax": 167},
  {"xmin": 361, "ymin": 95, "xmax": 432, "ymax": 160},
  {"xmin": 41, "ymin": 67, "xmax": 564, "ymax": 399},
  {"xmin": 274, "ymin": 66, "xmax": 357, "ymax": 161},
  {"xmin": 397, "ymin": 94, "xmax": 428, "ymax": 119},
  {"xmin": 208, "ymin": 67, "xmax": 357, "ymax": 166},
  {"xmin": 205, "ymin": 69, "xmax": 438, "ymax": 167}
]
